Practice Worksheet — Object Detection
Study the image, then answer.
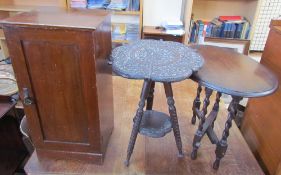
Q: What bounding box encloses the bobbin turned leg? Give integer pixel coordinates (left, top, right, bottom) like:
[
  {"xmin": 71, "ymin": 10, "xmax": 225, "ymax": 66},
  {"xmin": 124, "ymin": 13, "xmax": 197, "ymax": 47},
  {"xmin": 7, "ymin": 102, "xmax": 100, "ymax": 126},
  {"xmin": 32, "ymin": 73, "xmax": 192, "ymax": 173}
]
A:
[
  {"xmin": 146, "ymin": 81, "xmax": 155, "ymax": 110},
  {"xmin": 213, "ymin": 96, "xmax": 242, "ymax": 170},
  {"xmin": 125, "ymin": 79, "xmax": 152, "ymax": 166},
  {"xmin": 191, "ymin": 87, "xmax": 213, "ymax": 160},
  {"xmin": 192, "ymin": 85, "xmax": 202, "ymax": 124},
  {"xmin": 211, "ymin": 92, "xmax": 222, "ymax": 128},
  {"xmin": 164, "ymin": 82, "xmax": 184, "ymax": 157}
]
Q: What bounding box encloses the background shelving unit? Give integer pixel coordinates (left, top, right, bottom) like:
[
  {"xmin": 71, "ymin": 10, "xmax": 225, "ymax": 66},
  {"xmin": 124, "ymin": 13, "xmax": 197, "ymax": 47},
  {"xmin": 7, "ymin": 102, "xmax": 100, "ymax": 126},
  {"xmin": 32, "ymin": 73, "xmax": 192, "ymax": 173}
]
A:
[
  {"xmin": 184, "ymin": 0, "xmax": 260, "ymax": 45},
  {"xmin": 66, "ymin": 0, "xmax": 143, "ymax": 44},
  {"xmin": 0, "ymin": 0, "xmax": 143, "ymax": 44}
]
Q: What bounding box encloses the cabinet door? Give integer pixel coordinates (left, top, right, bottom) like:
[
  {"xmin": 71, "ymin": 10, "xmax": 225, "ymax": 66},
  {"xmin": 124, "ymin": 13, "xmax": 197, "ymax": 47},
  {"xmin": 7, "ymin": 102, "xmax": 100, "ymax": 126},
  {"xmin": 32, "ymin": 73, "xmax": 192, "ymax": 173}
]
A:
[{"xmin": 4, "ymin": 26, "xmax": 101, "ymax": 153}]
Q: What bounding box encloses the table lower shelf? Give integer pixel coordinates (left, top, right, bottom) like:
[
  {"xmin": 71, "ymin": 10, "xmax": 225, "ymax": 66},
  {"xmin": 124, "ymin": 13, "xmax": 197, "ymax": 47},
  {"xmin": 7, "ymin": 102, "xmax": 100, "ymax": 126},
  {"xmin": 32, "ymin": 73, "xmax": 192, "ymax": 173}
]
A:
[{"xmin": 139, "ymin": 110, "xmax": 172, "ymax": 138}]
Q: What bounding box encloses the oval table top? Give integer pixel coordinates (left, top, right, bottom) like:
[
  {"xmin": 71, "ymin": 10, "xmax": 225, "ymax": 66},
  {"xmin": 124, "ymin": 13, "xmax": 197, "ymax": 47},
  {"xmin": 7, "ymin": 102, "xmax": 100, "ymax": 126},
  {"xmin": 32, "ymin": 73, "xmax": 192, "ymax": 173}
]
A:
[
  {"xmin": 191, "ymin": 45, "xmax": 278, "ymax": 98},
  {"xmin": 112, "ymin": 40, "xmax": 204, "ymax": 82}
]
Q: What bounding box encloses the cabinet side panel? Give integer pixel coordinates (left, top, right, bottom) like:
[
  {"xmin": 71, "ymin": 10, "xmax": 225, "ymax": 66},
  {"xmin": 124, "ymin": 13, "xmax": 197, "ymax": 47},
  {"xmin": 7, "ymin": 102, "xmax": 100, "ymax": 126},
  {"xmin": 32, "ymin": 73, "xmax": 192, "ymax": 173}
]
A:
[{"xmin": 94, "ymin": 16, "xmax": 114, "ymax": 153}]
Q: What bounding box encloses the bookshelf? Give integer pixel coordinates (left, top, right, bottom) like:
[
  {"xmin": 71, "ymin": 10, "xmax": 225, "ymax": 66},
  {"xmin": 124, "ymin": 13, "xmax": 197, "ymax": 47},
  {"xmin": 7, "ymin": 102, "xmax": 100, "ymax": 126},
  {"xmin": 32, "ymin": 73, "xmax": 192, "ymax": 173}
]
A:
[
  {"xmin": 184, "ymin": 0, "xmax": 260, "ymax": 44},
  {"xmin": 0, "ymin": 0, "xmax": 143, "ymax": 60},
  {"xmin": 66, "ymin": 0, "xmax": 144, "ymax": 44}
]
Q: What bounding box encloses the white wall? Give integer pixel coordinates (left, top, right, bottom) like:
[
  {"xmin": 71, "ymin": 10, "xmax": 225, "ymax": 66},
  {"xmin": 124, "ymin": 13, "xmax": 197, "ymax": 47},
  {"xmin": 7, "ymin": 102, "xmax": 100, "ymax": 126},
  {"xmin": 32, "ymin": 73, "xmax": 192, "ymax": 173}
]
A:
[{"xmin": 143, "ymin": 0, "xmax": 183, "ymax": 26}]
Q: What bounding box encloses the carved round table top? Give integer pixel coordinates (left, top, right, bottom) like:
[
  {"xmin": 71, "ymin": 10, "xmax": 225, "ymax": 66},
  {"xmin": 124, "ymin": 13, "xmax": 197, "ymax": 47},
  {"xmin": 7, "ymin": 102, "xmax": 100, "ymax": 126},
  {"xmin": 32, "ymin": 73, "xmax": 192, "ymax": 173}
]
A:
[
  {"xmin": 191, "ymin": 45, "xmax": 278, "ymax": 98},
  {"xmin": 112, "ymin": 40, "xmax": 204, "ymax": 82}
]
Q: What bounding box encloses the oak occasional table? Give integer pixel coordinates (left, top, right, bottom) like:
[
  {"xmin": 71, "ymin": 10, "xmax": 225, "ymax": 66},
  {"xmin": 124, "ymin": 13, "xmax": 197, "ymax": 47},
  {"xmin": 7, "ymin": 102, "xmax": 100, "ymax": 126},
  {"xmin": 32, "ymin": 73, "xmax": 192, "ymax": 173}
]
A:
[
  {"xmin": 112, "ymin": 40, "xmax": 204, "ymax": 166},
  {"xmin": 189, "ymin": 45, "xmax": 278, "ymax": 170}
]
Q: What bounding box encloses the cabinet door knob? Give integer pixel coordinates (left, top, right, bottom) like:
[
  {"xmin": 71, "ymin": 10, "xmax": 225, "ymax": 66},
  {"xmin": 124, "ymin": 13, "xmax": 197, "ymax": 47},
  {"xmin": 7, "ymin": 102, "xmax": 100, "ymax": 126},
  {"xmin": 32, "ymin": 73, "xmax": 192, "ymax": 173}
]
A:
[{"xmin": 23, "ymin": 88, "xmax": 34, "ymax": 105}]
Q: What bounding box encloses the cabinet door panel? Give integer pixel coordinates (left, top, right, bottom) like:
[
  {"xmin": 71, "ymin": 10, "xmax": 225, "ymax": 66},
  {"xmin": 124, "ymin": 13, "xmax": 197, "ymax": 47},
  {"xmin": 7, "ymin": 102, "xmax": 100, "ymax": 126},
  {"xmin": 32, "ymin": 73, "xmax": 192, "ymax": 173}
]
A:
[
  {"xmin": 4, "ymin": 27, "xmax": 101, "ymax": 152},
  {"xmin": 22, "ymin": 40, "xmax": 88, "ymax": 144}
]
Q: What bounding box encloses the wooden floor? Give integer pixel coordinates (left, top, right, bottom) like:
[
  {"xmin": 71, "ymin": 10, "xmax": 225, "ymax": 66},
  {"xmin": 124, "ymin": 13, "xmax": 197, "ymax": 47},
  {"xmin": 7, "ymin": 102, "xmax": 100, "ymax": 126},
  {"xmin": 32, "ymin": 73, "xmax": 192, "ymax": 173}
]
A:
[{"xmin": 25, "ymin": 77, "xmax": 263, "ymax": 175}]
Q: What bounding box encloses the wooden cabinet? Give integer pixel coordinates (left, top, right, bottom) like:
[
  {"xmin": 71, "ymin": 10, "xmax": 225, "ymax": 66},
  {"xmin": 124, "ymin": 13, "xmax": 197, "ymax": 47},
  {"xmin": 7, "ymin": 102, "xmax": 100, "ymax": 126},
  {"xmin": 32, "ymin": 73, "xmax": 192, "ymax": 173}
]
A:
[
  {"xmin": 241, "ymin": 20, "xmax": 281, "ymax": 175},
  {"xmin": 1, "ymin": 8, "xmax": 114, "ymax": 164}
]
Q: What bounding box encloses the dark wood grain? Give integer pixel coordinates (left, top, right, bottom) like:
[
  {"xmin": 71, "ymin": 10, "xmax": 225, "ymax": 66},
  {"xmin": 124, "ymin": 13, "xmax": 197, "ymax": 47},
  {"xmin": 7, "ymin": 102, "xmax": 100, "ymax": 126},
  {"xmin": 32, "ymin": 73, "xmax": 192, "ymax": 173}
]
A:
[
  {"xmin": 241, "ymin": 21, "xmax": 281, "ymax": 175},
  {"xmin": 191, "ymin": 45, "xmax": 278, "ymax": 97},
  {"xmin": 1, "ymin": 9, "xmax": 113, "ymax": 164},
  {"xmin": 24, "ymin": 77, "xmax": 264, "ymax": 175},
  {"xmin": 0, "ymin": 7, "xmax": 109, "ymax": 30}
]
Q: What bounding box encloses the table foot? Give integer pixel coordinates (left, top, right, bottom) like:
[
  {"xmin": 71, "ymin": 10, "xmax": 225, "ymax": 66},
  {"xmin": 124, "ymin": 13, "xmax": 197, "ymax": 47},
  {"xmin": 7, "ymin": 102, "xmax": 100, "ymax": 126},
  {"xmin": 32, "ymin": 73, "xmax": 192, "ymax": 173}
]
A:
[
  {"xmin": 125, "ymin": 80, "xmax": 151, "ymax": 166},
  {"xmin": 164, "ymin": 82, "xmax": 183, "ymax": 156},
  {"xmin": 178, "ymin": 153, "xmax": 184, "ymax": 158},
  {"xmin": 124, "ymin": 160, "xmax": 129, "ymax": 167},
  {"xmin": 191, "ymin": 149, "xmax": 197, "ymax": 160},
  {"xmin": 213, "ymin": 159, "xmax": 220, "ymax": 170},
  {"xmin": 191, "ymin": 85, "xmax": 202, "ymax": 125}
]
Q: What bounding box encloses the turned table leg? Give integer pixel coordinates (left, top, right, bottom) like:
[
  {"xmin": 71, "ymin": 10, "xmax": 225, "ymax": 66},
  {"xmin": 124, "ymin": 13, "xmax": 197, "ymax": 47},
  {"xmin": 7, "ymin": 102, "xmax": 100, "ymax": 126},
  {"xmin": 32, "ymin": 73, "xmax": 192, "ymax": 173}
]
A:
[
  {"xmin": 191, "ymin": 87, "xmax": 213, "ymax": 159},
  {"xmin": 146, "ymin": 81, "xmax": 155, "ymax": 110},
  {"xmin": 213, "ymin": 96, "xmax": 243, "ymax": 170},
  {"xmin": 211, "ymin": 92, "xmax": 222, "ymax": 128},
  {"xmin": 191, "ymin": 85, "xmax": 202, "ymax": 125},
  {"xmin": 125, "ymin": 79, "xmax": 152, "ymax": 166},
  {"xmin": 164, "ymin": 82, "xmax": 184, "ymax": 157}
]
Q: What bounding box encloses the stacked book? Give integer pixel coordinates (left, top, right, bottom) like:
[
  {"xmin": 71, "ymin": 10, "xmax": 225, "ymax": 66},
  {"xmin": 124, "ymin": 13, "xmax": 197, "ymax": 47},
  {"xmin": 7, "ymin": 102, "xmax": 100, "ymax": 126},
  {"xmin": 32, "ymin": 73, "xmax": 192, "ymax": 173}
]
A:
[
  {"xmin": 107, "ymin": 0, "xmax": 128, "ymax": 10},
  {"xmin": 126, "ymin": 24, "xmax": 139, "ymax": 41},
  {"xmin": 111, "ymin": 23, "xmax": 139, "ymax": 41},
  {"xmin": 126, "ymin": 0, "xmax": 140, "ymax": 11},
  {"xmin": 189, "ymin": 16, "xmax": 251, "ymax": 43},
  {"xmin": 87, "ymin": 0, "xmax": 110, "ymax": 9},
  {"xmin": 71, "ymin": 0, "xmax": 87, "ymax": 8},
  {"xmin": 86, "ymin": 0, "xmax": 140, "ymax": 11},
  {"xmin": 112, "ymin": 23, "xmax": 127, "ymax": 40}
]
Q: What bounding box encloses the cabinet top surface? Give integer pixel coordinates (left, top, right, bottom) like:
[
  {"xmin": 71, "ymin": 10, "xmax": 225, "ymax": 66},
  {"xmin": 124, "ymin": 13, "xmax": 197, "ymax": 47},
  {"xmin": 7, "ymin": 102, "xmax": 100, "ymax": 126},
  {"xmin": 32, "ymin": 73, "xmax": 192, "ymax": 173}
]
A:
[
  {"xmin": 0, "ymin": 7, "xmax": 110, "ymax": 30},
  {"xmin": 191, "ymin": 45, "xmax": 279, "ymax": 97}
]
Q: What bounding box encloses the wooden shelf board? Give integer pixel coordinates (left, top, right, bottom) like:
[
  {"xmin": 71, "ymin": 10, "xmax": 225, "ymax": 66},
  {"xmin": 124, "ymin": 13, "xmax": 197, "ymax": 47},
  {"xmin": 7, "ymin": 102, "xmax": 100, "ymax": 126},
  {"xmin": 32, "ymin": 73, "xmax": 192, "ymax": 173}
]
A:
[
  {"xmin": 112, "ymin": 39, "xmax": 130, "ymax": 43},
  {"xmin": 195, "ymin": 0, "xmax": 257, "ymax": 1},
  {"xmin": 113, "ymin": 10, "xmax": 140, "ymax": 15}
]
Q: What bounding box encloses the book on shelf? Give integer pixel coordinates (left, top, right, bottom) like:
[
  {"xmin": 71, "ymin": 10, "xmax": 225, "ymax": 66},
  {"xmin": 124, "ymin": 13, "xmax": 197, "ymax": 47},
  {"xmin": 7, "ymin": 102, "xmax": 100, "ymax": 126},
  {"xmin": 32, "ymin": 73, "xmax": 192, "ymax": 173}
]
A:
[
  {"xmin": 107, "ymin": 0, "xmax": 128, "ymax": 10},
  {"xmin": 84, "ymin": 0, "xmax": 140, "ymax": 11},
  {"xmin": 107, "ymin": 0, "xmax": 140, "ymax": 11},
  {"xmin": 112, "ymin": 23, "xmax": 139, "ymax": 42},
  {"xmin": 87, "ymin": 0, "xmax": 110, "ymax": 9},
  {"xmin": 190, "ymin": 16, "xmax": 251, "ymax": 43},
  {"xmin": 71, "ymin": 0, "xmax": 87, "ymax": 8}
]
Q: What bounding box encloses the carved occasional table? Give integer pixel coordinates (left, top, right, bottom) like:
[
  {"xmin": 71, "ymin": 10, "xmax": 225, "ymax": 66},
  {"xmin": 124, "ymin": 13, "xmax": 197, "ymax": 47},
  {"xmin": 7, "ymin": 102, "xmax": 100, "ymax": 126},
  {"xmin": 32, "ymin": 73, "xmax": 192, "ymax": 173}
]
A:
[
  {"xmin": 189, "ymin": 45, "xmax": 278, "ymax": 169},
  {"xmin": 112, "ymin": 40, "xmax": 204, "ymax": 166}
]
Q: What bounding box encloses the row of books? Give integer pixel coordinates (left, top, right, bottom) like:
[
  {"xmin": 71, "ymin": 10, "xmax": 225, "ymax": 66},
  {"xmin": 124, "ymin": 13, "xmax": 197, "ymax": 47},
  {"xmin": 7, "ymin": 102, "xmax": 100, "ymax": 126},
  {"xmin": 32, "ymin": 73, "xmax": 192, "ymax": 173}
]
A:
[
  {"xmin": 189, "ymin": 16, "xmax": 251, "ymax": 43},
  {"xmin": 112, "ymin": 23, "xmax": 139, "ymax": 41},
  {"xmin": 71, "ymin": 0, "xmax": 140, "ymax": 11}
]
